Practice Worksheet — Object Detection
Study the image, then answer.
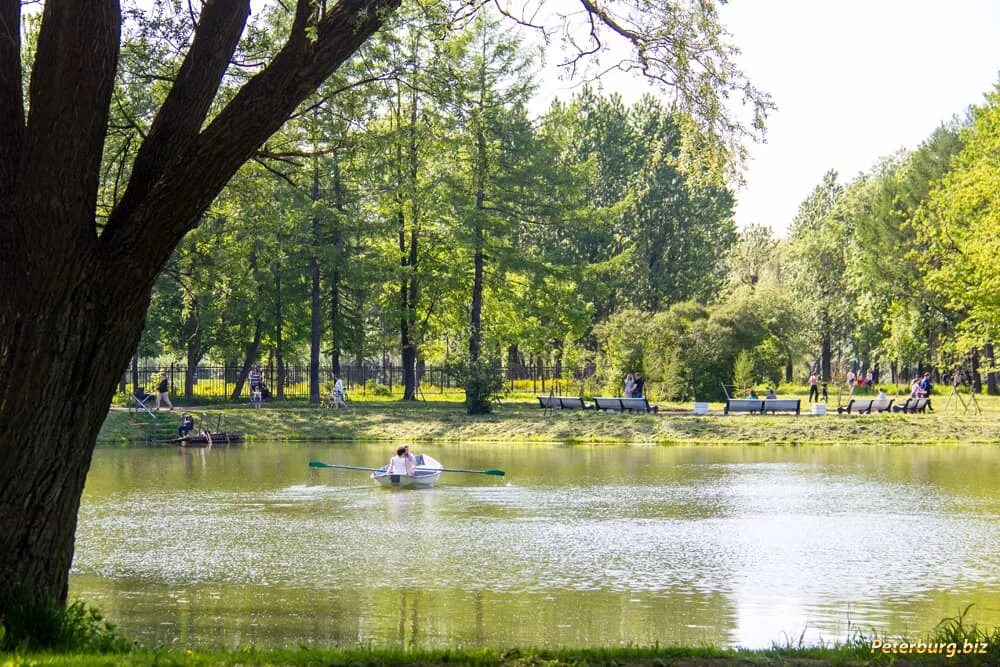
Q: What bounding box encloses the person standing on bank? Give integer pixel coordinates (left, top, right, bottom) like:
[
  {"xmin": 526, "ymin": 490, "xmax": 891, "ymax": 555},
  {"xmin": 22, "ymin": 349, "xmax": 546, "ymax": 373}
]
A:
[
  {"xmin": 808, "ymin": 372, "xmax": 819, "ymax": 403},
  {"xmin": 632, "ymin": 373, "xmax": 645, "ymax": 398},
  {"xmin": 247, "ymin": 364, "xmax": 264, "ymax": 395},
  {"xmin": 623, "ymin": 373, "xmax": 636, "ymax": 398},
  {"xmin": 155, "ymin": 371, "xmax": 173, "ymax": 410}
]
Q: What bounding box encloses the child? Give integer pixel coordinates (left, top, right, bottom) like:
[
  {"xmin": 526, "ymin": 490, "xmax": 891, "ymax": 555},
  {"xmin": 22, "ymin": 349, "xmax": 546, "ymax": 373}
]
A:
[
  {"xmin": 251, "ymin": 387, "xmax": 262, "ymax": 409},
  {"xmin": 177, "ymin": 413, "xmax": 195, "ymax": 438}
]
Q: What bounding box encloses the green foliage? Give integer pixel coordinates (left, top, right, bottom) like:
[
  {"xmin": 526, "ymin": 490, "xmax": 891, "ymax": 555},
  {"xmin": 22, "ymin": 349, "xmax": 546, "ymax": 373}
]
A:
[
  {"xmin": 749, "ymin": 336, "xmax": 786, "ymax": 388},
  {"xmin": 453, "ymin": 360, "xmax": 507, "ymax": 415},
  {"xmin": 732, "ymin": 349, "xmax": 755, "ymax": 394},
  {"xmin": 592, "ymin": 309, "xmax": 650, "ymax": 394},
  {"xmin": 0, "ymin": 587, "xmax": 130, "ymax": 653},
  {"xmin": 364, "ymin": 380, "xmax": 393, "ymax": 396}
]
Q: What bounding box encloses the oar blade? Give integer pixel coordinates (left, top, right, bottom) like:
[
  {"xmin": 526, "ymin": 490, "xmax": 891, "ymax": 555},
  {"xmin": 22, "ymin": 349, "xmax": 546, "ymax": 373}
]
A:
[
  {"xmin": 309, "ymin": 460, "xmax": 333, "ymax": 468},
  {"xmin": 481, "ymin": 469, "xmax": 505, "ymax": 476}
]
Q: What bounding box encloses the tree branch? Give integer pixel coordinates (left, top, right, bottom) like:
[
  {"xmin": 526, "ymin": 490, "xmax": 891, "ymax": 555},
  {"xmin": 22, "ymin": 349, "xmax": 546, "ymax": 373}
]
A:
[
  {"xmin": 19, "ymin": 0, "xmax": 119, "ymax": 244},
  {"xmin": 106, "ymin": 0, "xmax": 251, "ymax": 236}
]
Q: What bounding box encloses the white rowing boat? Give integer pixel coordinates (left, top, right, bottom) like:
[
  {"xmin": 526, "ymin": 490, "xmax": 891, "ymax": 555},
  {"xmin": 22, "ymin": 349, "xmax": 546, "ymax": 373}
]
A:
[{"xmin": 371, "ymin": 453, "xmax": 443, "ymax": 488}]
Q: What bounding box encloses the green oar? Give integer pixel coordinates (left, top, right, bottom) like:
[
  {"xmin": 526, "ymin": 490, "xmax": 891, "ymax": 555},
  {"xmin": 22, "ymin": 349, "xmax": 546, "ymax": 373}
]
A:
[
  {"xmin": 308, "ymin": 460, "xmax": 505, "ymax": 476},
  {"xmin": 309, "ymin": 460, "xmax": 380, "ymax": 472},
  {"xmin": 437, "ymin": 467, "xmax": 506, "ymax": 477}
]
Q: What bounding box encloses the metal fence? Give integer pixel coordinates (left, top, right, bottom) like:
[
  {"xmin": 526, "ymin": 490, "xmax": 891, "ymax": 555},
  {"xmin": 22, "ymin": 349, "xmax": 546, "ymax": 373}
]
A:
[{"xmin": 122, "ymin": 363, "xmax": 581, "ymax": 401}]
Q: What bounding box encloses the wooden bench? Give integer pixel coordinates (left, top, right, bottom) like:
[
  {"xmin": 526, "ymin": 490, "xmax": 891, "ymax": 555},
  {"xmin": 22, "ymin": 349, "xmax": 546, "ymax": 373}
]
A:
[
  {"xmin": 907, "ymin": 397, "xmax": 931, "ymax": 413},
  {"xmin": 761, "ymin": 398, "xmax": 800, "ymax": 415},
  {"xmin": 593, "ymin": 396, "xmax": 625, "ymax": 411},
  {"xmin": 871, "ymin": 398, "xmax": 894, "ymax": 413},
  {"xmin": 838, "ymin": 398, "xmax": 873, "ymax": 414},
  {"xmin": 538, "ymin": 395, "xmax": 560, "ymax": 409},
  {"xmin": 558, "ymin": 396, "xmax": 589, "ymax": 409},
  {"xmin": 620, "ymin": 397, "xmax": 659, "ymax": 413},
  {"xmin": 892, "ymin": 397, "xmax": 913, "ymax": 413},
  {"xmin": 538, "ymin": 395, "xmax": 590, "ymax": 410},
  {"xmin": 724, "ymin": 399, "xmax": 765, "ymax": 415}
]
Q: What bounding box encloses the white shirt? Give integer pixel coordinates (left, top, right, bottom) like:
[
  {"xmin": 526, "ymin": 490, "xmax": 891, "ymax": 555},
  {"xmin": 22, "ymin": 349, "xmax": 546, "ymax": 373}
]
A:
[{"xmin": 387, "ymin": 455, "xmax": 410, "ymax": 475}]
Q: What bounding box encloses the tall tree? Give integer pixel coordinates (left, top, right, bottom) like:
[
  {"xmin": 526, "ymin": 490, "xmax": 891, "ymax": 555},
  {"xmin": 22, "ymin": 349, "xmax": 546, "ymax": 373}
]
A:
[{"xmin": 0, "ymin": 0, "xmax": 769, "ymax": 616}]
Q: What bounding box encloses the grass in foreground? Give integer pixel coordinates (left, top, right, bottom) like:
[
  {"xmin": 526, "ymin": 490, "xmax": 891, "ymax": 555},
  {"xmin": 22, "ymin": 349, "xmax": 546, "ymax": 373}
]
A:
[{"xmin": 3, "ymin": 640, "xmax": 999, "ymax": 667}]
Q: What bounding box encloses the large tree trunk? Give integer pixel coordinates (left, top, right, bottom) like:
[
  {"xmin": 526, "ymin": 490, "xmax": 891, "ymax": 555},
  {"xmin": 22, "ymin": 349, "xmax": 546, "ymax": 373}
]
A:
[
  {"xmin": 971, "ymin": 347, "xmax": 982, "ymax": 394},
  {"xmin": 274, "ymin": 265, "xmax": 286, "ymax": 400},
  {"xmin": 309, "ymin": 152, "xmax": 322, "ymax": 404},
  {"xmin": 329, "ymin": 150, "xmax": 345, "ymax": 376},
  {"xmin": 230, "ymin": 319, "xmax": 263, "ymax": 401},
  {"xmin": 820, "ymin": 333, "xmax": 832, "ymax": 382},
  {"xmin": 984, "ymin": 343, "xmax": 998, "ymax": 395},
  {"xmin": 0, "ymin": 274, "xmax": 151, "ymax": 608}
]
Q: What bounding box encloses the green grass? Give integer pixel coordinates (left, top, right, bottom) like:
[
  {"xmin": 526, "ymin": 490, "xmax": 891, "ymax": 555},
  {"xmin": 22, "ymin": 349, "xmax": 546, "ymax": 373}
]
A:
[
  {"xmin": 3, "ymin": 634, "xmax": 999, "ymax": 666},
  {"xmin": 99, "ymin": 393, "xmax": 1000, "ymax": 446}
]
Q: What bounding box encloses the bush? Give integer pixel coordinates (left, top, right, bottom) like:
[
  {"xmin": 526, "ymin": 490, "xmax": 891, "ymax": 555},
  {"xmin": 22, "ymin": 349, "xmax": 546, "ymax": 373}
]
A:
[
  {"xmin": 1, "ymin": 586, "xmax": 130, "ymax": 653},
  {"xmin": 454, "ymin": 360, "xmax": 506, "ymax": 414},
  {"xmin": 364, "ymin": 379, "xmax": 392, "ymax": 396}
]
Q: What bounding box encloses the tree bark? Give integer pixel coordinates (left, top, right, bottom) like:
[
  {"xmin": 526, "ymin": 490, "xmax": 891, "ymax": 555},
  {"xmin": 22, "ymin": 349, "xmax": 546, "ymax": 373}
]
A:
[
  {"xmin": 820, "ymin": 333, "xmax": 832, "ymax": 383},
  {"xmin": 309, "ymin": 152, "xmax": 322, "ymax": 404},
  {"xmin": 971, "ymin": 347, "xmax": 982, "ymax": 394},
  {"xmin": 274, "ymin": 264, "xmax": 286, "ymax": 400},
  {"xmin": 984, "ymin": 343, "xmax": 998, "ymax": 395}
]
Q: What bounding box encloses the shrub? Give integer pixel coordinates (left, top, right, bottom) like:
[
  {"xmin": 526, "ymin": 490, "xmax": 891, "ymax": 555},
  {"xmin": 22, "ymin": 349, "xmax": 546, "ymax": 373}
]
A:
[
  {"xmin": 1, "ymin": 586, "xmax": 130, "ymax": 653},
  {"xmin": 454, "ymin": 360, "xmax": 506, "ymax": 414},
  {"xmin": 364, "ymin": 379, "xmax": 393, "ymax": 396}
]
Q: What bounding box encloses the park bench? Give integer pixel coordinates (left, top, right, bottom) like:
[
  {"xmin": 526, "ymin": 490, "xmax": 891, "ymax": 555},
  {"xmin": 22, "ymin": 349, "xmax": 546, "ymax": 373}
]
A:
[
  {"xmin": 838, "ymin": 398, "xmax": 873, "ymax": 414},
  {"xmin": 593, "ymin": 396, "xmax": 625, "ymax": 411},
  {"xmin": 761, "ymin": 398, "xmax": 800, "ymax": 415},
  {"xmin": 724, "ymin": 399, "xmax": 765, "ymax": 415},
  {"xmin": 907, "ymin": 397, "xmax": 931, "ymax": 413},
  {"xmin": 620, "ymin": 397, "xmax": 659, "ymax": 413},
  {"xmin": 892, "ymin": 397, "xmax": 913, "ymax": 413},
  {"xmin": 538, "ymin": 395, "xmax": 560, "ymax": 409},
  {"xmin": 871, "ymin": 398, "xmax": 894, "ymax": 413},
  {"xmin": 557, "ymin": 396, "xmax": 589, "ymax": 409},
  {"xmin": 538, "ymin": 395, "xmax": 590, "ymax": 410}
]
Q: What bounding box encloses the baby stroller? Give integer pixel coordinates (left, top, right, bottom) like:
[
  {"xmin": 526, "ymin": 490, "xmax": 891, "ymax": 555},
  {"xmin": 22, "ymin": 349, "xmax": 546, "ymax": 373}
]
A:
[{"xmin": 129, "ymin": 386, "xmax": 155, "ymax": 415}]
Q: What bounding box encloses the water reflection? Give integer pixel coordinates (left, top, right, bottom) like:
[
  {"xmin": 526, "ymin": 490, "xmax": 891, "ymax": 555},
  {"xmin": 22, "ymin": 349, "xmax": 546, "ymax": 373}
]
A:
[{"xmin": 71, "ymin": 443, "xmax": 1000, "ymax": 649}]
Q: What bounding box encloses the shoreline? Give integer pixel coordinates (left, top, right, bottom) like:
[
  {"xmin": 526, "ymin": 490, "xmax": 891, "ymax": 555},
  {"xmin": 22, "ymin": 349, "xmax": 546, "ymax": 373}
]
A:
[{"xmin": 97, "ymin": 398, "xmax": 1000, "ymax": 446}]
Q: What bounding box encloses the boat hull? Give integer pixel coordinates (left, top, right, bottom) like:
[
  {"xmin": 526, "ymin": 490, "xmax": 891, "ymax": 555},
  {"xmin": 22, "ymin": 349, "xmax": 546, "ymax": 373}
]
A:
[{"xmin": 371, "ymin": 454, "xmax": 443, "ymax": 488}]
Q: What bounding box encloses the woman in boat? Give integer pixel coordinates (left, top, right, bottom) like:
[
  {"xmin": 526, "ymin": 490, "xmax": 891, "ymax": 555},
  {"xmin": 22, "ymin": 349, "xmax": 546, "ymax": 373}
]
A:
[{"xmin": 387, "ymin": 446, "xmax": 416, "ymax": 476}]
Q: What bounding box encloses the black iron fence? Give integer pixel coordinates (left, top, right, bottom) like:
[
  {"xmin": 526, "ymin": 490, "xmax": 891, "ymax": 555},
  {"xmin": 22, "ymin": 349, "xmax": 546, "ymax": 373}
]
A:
[{"xmin": 122, "ymin": 364, "xmax": 583, "ymax": 401}]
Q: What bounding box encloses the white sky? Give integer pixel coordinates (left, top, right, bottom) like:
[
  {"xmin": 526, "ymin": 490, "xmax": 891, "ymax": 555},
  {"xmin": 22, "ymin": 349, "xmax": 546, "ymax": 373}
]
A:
[
  {"xmin": 718, "ymin": 0, "xmax": 1000, "ymax": 235},
  {"xmin": 531, "ymin": 0, "xmax": 1000, "ymax": 236}
]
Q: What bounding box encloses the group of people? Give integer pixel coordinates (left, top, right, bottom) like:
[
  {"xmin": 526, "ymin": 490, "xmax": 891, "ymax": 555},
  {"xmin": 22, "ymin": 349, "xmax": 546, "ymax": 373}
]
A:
[
  {"xmin": 910, "ymin": 372, "xmax": 933, "ymax": 398},
  {"xmin": 623, "ymin": 372, "xmax": 645, "ymax": 398}
]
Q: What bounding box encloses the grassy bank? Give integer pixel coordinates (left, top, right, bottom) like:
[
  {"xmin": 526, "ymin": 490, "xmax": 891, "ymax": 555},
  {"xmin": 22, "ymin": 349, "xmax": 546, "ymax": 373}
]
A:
[
  {"xmin": 98, "ymin": 395, "xmax": 1000, "ymax": 445},
  {"xmin": 2, "ymin": 642, "xmax": 998, "ymax": 666}
]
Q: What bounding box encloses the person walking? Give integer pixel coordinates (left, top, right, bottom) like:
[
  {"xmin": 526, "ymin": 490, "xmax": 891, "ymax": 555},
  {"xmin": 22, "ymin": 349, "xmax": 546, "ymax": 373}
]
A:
[
  {"xmin": 154, "ymin": 371, "xmax": 173, "ymax": 410},
  {"xmin": 332, "ymin": 374, "xmax": 347, "ymax": 408}
]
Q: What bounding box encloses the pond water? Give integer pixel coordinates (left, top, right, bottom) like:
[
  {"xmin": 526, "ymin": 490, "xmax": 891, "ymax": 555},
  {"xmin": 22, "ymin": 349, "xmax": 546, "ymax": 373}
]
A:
[{"xmin": 70, "ymin": 442, "xmax": 1000, "ymax": 649}]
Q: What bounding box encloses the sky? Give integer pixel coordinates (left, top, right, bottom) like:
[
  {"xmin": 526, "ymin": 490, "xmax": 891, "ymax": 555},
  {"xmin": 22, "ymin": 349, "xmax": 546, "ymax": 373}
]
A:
[
  {"xmin": 531, "ymin": 0, "xmax": 1000, "ymax": 236},
  {"xmin": 715, "ymin": 0, "xmax": 1000, "ymax": 234}
]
